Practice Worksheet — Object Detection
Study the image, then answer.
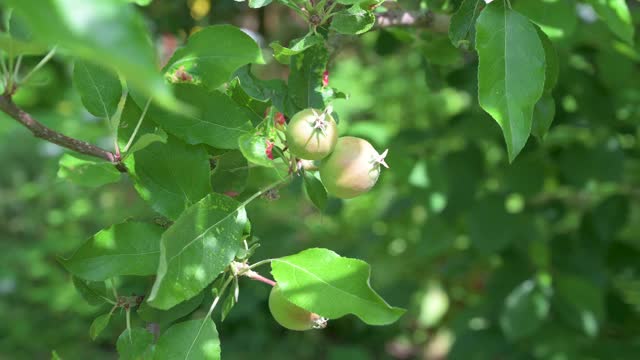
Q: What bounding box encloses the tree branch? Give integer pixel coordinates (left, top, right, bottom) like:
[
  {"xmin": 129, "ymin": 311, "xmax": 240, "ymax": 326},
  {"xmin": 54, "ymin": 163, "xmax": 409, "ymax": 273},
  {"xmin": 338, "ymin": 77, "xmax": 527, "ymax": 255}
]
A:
[
  {"xmin": 374, "ymin": 10, "xmax": 450, "ymax": 32},
  {"xmin": 0, "ymin": 94, "xmax": 125, "ymax": 171}
]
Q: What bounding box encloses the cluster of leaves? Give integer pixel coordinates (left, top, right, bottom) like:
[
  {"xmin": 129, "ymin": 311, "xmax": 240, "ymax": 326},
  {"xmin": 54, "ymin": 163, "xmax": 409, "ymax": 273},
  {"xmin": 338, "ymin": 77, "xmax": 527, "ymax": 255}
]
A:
[
  {"xmin": 3, "ymin": 0, "xmax": 640, "ymax": 359},
  {"xmin": 0, "ymin": 0, "xmax": 407, "ymax": 358}
]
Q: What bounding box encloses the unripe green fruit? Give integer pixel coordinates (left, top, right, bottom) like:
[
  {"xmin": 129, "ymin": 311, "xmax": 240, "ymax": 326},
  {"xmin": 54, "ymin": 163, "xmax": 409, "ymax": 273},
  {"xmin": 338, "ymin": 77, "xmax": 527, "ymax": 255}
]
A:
[
  {"xmin": 319, "ymin": 136, "xmax": 388, "ymax": 199},
  {"xmin": 268, "ymin": 286, "xmax": 326, "ymax": 331},
  {"xmin": 285, "ymin": 108, "xmax": 338, "ymax": 160}
]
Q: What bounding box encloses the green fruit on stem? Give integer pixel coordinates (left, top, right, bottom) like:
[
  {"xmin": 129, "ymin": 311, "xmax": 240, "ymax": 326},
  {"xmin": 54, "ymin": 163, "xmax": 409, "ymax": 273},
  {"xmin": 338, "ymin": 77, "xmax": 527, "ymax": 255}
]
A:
[
  {"xmin": 268, "ymin": 286, "xmax": 327, "ymax": 331},
  {"xmin": 285, "ymin": 108, "xmax": 338, "ymax": 160},
  {"xmin": 319, "ymin": 136, "xmax": 389, "ymax": 199}
]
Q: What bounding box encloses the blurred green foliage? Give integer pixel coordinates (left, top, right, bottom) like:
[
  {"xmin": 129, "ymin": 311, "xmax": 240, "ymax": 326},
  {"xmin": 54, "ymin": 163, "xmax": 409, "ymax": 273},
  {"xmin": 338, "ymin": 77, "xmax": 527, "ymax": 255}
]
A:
[{"xmin": 3, "ymin": 0, "xmax": 640, "ymax": 359}]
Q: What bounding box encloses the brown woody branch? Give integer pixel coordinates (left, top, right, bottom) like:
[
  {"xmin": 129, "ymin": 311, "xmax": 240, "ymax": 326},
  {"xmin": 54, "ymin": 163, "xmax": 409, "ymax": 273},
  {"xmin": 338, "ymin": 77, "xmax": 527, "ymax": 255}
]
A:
[
  {"xmin": 0, "ymin": 94, "xmax": 126, "ymax": 171},
  {"xmin": 374, "ymin": 10, "xmax": 450, "ymax": 32}
]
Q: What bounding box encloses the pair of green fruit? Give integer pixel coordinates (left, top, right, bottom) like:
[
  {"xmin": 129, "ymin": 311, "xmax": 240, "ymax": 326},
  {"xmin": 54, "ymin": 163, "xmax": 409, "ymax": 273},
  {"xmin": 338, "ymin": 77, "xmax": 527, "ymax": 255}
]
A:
[{"xmin": 285, "ymin": 108, "xmax": 389, "ymax": 199}]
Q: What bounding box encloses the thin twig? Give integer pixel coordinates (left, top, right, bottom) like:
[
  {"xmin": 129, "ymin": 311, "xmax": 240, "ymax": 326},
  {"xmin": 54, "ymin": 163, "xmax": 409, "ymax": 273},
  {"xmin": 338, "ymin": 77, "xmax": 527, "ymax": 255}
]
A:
[{"xmin": 0, "ymin": 94, "xmax": 124, "ymax": 170}]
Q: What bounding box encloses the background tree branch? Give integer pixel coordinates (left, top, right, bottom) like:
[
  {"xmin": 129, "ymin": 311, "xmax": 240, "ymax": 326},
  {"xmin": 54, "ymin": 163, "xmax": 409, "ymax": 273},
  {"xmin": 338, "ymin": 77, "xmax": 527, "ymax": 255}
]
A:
[
  {"xmin": 0, "ymin": 94, "xmax": 125, "ymax": 170},
  {"xmin": 374, "ymin": 10, "xmax": 450, "ymax": 32}
]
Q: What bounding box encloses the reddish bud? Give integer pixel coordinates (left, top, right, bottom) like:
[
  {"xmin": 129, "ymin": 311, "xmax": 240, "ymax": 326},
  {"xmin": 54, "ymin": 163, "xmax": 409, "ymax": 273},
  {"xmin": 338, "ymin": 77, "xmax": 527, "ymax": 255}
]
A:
[
  {"xmin": 274, "ymin": 112, "xmax": 286, "ymax": 130},
  {"xmin": 265, "ymin": 140, "xmax": 275, "ymax": 160},
  {"xmin": 322, "ymin": 70, "xmax": 329, "ymax": 87},
  {"xmin": 224, "ymin": 191, "xmax": 240, "ymax": 197}
]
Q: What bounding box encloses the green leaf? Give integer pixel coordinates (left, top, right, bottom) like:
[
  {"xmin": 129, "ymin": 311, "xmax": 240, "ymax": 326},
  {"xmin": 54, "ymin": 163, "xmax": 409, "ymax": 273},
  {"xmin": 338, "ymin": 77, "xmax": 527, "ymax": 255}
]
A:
[
  {"xmin": 475, "ymin": 0, "xmax": 545, "ymax": 161},
  {"xmin": 554, "ymin": 273, "xmax": 605, "ymax": 337},
  {"xmin": 137, "ymin": 291, "xmax": 204, "ymax": 325},
  {"xmin": 513, "ymin": 0, "xmax": 577, "ymax": 39},
  {"xmin": 4, "ymin": 0, "xmax": 176, "ymax": 111},
  {"xmin": 233, "ymin": 66, "xmax": 292, "ymax": 115},
  {"xmin": 154, "ymin": 319, "xmax": 220, "ymax": 360},
  {"xmin": 585, "ymin": 0, "xmax": 634, "ymax": 45},
  {"xmin": 303, "ymin": 172, "xmax": 327, "ymax": 210},
  {"xmin": 270, "ymin": 33, "xmax": 324, "ymax": 64},
  {"xmin": 125, "ymin": 135, "xmax": 212, "ymax": 220},
  {"xmin": 531, "ymin": 94, "xmax": 555, "ymax": 140},
  {"xmin": 142, "ymin": 84, "xmax": 253, "ymax": 149},
  {"xmin": 127, "ymin": 128, "xmax": 168, "ymax": 155},
  {"xmin": 536, "ymin": 28, "xmax": 559, "ymax": 92},
  {"xmin": 211, "ymin": 151, "xmax": 249, "ymax": 195},
  {"xmin": 500, "ymin": 279, "xmax": 550, "ymax": 341},
  {"xmin": 61, "ymin": 221, "xmax": 163, "ymax": 281},
  {"xmin": 0, "ymin": 10, "xmax": 48, "ymax": 55},
  {"xmin": 57, "ymin": 154, "xmax": 121, "ymax": 188},
  {"xmin": 220, "ymin": 282, "xmax": 237, "ymax": 322},
  {"xmin": 129, "ymin": 0, "xmax": 153, "ymax": 5},
  {"xmin": 89, "ymin": 312, "xmax": 112, "ymax": 340},
  {"xmin": 449, "ymin": 0, "xmax": 483, "ymax": 48},
  {"xmin": 72, "ymin": 277, "xmax": 109, "ymax": 305},
  {"xmin": 73, "ymin": 60, "xmax": 122, "ymax": 125},
  {"xmin": 116, "ymin": 328, "xmax": 154, "ymax": 360},
  {"xmin": 165, "ymin": 25, "xmax": 264, "ymax": 90},
  {"xmin": 0, "ymin": 32, "xmax": 47, "ymax": 56},
  {"xmin": 288, "ymin": 44, "xmax": 329, "ymax": 111},
  {"xmin": 271, "ymin": 248, "xmax": 406, "ymax": 325},
  {"xmin": 238, "ymin": 132, "xmax": 274, "ymax": 168},
  {"xmin": 330, "ymin": 6, "xmax": 376, "ymax": 35},
  {"xmin": 147, "ymin": 193, "xmax": 248, "ymax": 309},
  {"xmin": 249, "ymin": 0, "xmax": 272, "ymax": 8}
]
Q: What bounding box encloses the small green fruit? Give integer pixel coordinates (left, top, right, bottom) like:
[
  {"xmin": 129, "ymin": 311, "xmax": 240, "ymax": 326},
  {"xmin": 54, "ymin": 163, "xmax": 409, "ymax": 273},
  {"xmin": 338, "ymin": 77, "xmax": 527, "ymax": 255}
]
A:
[
  {"xmin": 268, "ymin": 286, "xmax": 327, "ymax": 331},
  {"xmin": 319, "ymin": 136, "xmax": 388, "ymax": 199},
  {"xmin": 285, "ymin": 108, "xmax": 338, "ymax": 160}
]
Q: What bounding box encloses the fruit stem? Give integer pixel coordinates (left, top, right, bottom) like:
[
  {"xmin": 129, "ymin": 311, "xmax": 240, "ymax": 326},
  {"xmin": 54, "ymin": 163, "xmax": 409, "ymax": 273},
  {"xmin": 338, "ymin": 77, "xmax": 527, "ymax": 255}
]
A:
[{"xmin": 246, "ymin": 271, "xmax": 276, "ymax": 287}]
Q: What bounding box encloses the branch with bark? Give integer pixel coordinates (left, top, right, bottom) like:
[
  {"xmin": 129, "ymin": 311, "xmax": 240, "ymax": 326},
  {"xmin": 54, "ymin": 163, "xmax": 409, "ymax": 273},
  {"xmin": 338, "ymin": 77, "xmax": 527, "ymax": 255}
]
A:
[
  {"xmin": 375, "ymin": 10, "xmax": 450, "ymax": 32},
  {"xmin": 0, "ymin": 94, "xmax": 126, "ymax": 171}
]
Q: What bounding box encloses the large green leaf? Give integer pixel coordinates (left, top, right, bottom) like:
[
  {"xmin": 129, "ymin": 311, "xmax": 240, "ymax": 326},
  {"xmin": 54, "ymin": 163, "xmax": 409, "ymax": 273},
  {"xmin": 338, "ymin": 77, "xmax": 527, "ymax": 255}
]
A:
[
  {"xmin": 61, "ymin": 221, "xmax": 163, "ymax": 281},
  {"xmin": 164, "ymin": 25, "xmax": 264, "ymax": 89},
  {"xmin": 142, "ymin": 84, "xmax": 253, "ymax": 149},
  {"xmin": 585, "ymin": 0, "xmax": 634, "ymax": 45},
  {"xmin": 153, "ymin": 319, "xmax": 220, "ymax": 360},
  {"xmin": 270, "ymin": 248, "xmax": 406, "ymax": 325},
  {"xmin": 116, "ymin": 328, "xmax": 154, "ymax": 360},
  {"xmin": 57, "ymin": 154, "xmax": 121, "ymax": 188},
  {"xmin": 448, "ymin": 0, "xmax": 483, "ymax": 48},
  {"xmin": 126, "ymin": 135, "xmax": 211, "ymax": 220},
  {"xmin": 147, "ymin": 193, "xmax": 248, "ymax": 309},
  {"xmin": 4, "ymin": 0, "xmax": 176, "ymax": 110},
  {"xmin": 73, "ymin": 60, "xmax": 122, "ymax": 123},
  {"xmin": 500, "ymin": 279, "xmax": 550, "ymax": 341},
  {"xmin": 475, "ymin": 0, "xmax": 545, "ymax": 161},
  {"xmin": 288, "ymin": 44, "xmax": 329, "ymax": 111}
]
